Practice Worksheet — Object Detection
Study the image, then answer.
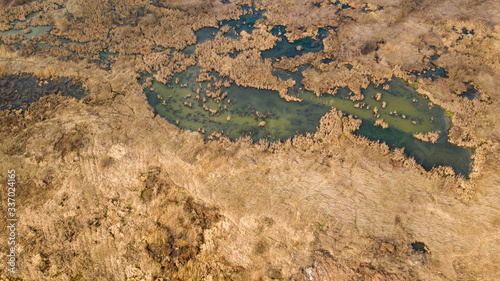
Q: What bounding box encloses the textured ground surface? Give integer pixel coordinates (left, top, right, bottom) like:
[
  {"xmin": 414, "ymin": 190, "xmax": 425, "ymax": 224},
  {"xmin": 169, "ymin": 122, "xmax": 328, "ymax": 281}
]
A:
[{"xmin": 0, "ymin": 0, "xmax": 499, "ymax": 280}]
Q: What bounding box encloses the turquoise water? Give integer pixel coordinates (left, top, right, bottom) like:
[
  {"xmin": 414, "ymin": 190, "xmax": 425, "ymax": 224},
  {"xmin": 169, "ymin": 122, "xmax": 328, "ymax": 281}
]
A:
[
  {"xmin": 222, "ymin": 6, "xmax": 265, "ymax": 35},
  {"xmin": 191, "ymin": 7, "xmax": 266, "ymax": 47}
]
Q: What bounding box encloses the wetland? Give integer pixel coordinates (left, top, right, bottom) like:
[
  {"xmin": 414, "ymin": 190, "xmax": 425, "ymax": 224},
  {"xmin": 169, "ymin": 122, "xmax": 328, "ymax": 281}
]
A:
[
  {"xmin": 143, "ymin": 12, "xmax": 473, "ymax": 176},
  {"xmin": 0, "ymin": 3, "xmax": 475, "ymax": 175},
  {"xmin": 0, "ymin": 1, "xmax": 498, "ymax": 280},
  {"xmin": 0, "ymin": 73, "xmax": 86, "ymax": 111}
]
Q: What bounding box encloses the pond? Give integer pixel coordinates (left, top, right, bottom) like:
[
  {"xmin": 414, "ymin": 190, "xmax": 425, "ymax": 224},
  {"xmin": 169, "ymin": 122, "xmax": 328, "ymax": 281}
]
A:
[
  {"xmin": 144, "ymin": 7, "xmax": 473, "ymax": 176},
  {"xmin": 1, "ymin": 7, "xmax": 473, "ymax": 176},
  {"xmin": 0, "ymin": 25, "xmax": 52, "ymax": 40},
  {"xmin": 0, "ymin": 11, "xmax": 53, "ymax": 40}
]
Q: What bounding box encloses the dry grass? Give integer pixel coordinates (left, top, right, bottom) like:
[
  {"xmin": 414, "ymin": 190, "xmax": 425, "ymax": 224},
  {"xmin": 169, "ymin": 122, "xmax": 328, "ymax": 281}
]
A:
[
  {"xmin": 0, "ymin": 0, "xmax": 498, "ymax": 280},
  {"xmin": 0, "ymin": 64, "xmax": 497, "ymax": 279}
]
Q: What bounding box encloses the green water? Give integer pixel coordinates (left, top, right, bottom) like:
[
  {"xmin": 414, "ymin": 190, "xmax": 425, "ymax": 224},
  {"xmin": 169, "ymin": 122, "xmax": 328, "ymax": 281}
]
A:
[
  {"xmin": 271, "ymin": 69, "xmax": 471, "ymax": 175},
  {"xmin": 355, "ymin": 121, "xmax": 472, "ymax": 175},
  {"xmin": 0, "ymin": 11, "xmax": 52, "ymax": 40},
  {"xmin": 0, "ymin": 7, "xmax": 471, "ymax": 175},
  {"xmin": 0, "ymin": 25, "xmax": 52, "ymax": 39},
  {"xmin": 1, "ymin": 74, "xmax": 87, "ymax": 112},
  {"xmin": 144, "ymin": 63, "xmax": 472, "ymax": 175},
  {"xmin": 145, "ymin": 67, "xmax": 447, "ymax": 139},
  {"xmin": 147, "ymin": 80, "xmax": 330, "ymax": 141}
]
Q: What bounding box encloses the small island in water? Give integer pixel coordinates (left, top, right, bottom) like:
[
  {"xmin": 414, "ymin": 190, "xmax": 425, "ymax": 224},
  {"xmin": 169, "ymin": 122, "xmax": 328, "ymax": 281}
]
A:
[{"xmin": 0, "ymin": 0, "xmax": 498, "ymax": 280}]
